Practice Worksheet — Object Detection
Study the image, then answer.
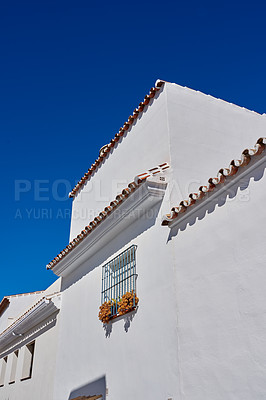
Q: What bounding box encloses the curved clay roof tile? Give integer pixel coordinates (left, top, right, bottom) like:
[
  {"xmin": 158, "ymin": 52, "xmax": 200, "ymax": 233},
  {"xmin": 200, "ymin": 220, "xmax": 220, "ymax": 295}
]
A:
[{"xmin": 162, "ymin": 137, "xmax": 266, "ymax": 225}]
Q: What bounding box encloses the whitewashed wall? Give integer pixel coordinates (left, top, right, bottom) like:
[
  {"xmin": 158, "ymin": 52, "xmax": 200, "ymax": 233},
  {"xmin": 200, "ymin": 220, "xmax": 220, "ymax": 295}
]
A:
[
  {"xmin": 166, "ymin": 82, "xmax": 266, "ymax": 203},
  {"xmin": 1, "ymin": 82, "xmax": 265, "ymax": 400},
  {"xmin": 169, "ymin": 159, "xmax": 266, "ymax": 400},
  {"xmin": 0, "ymin": 313, "xmax": 60, "ymax": 400},
  {"xmin": 53, "ymin": 82, "xmax": 266, "ymax": 400},
  {"xmin": 166, "ymin": 83, "xmax": 266, "ymax": 399},
  {"xmin": 0, "ymin": 280, "xmax": 61, "ymax": 400},
  {"xmin": 53, "ymin": 209, "xmax": 180, "ymax": 400},
  {"xmin": 53, "ymin": 83, "xmax": 182, "ymax": 400}
]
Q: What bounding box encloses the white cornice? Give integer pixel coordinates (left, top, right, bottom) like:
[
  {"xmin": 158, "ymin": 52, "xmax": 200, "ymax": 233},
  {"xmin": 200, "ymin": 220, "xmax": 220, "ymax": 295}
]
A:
[
  {"xmin": 0, "ymin": 315, "xmax": 57, "ymax": 358},
  {"xmin": 52, "ymin": 176, "xmax": 167, "ymax": 278},
  {"xmin": 0, "ymin": 295, "xmax": 61, "ymax": 355}
]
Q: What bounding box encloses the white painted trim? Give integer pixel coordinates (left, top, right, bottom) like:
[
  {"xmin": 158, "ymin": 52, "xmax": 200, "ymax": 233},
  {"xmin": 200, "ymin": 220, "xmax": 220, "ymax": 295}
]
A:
[
  {"xmin": 52, "ymin": 176, "xmax": 167, "ymax": 278},
  {"xmin": 0, "ymin": 295, "xmax": 61, "ymax": 355}
]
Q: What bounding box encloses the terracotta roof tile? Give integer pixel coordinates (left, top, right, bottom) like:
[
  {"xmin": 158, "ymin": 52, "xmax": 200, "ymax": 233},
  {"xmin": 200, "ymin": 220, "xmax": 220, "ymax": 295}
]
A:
[
  {"xmin": 5, "ymin": 291, "xmax": 44, "ymax": 298},
  {"xmin": 69, "ymin": 80, "xmax": 165, "ymax": 198},
  {"xmin": 161, "ymin": 137, "xmax": 266, "ymax": 226},
  {"xmin": 47, "ymin": 163, "xmax": 170, "ymax": 270}
]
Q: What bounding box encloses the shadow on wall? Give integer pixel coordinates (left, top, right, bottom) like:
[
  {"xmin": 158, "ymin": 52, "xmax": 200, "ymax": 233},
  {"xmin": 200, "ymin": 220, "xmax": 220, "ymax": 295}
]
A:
[
  {"xmin": 103, "ymin": 307, "xmax": 137, "ymax": 337},
  {"xmin": 68, "ymin": 375, "xmax": 106, "ymax": 400},
  {"xmin": 62, "ymin": 201, "xmax": 163, "ymax": 291},
  {"xmin": 168, "ymin": 158, "xmax": 266, "ymax": 241}
]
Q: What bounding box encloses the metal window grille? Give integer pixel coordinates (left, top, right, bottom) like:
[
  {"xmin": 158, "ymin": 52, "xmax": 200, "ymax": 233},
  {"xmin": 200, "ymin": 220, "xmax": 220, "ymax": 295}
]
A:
[{"xmin": 101, "ymin": 245, "xmax": 137, "ymax": 317}]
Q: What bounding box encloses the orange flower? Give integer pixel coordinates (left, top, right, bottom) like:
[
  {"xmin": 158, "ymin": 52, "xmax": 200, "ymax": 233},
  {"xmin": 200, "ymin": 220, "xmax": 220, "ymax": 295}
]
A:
[
  {"xmin": 117, "ymin": 291, "xmax": 139, "ymax": 316},
  {"xmin": 98, "ymin": 301, "xmax": 112, "ymax": 323}
]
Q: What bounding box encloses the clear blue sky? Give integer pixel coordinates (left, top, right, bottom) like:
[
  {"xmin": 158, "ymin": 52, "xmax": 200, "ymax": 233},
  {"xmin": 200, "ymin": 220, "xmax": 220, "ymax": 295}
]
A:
[{"xmin": 0, "ymin": 0, "xmax": 265, "ymax": 300}]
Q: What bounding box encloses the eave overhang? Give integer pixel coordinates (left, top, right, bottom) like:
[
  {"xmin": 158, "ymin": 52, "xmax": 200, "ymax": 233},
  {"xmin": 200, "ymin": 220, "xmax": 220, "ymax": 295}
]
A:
[
  {"xmin": 162, "ymin": 137, "xmax": 266, "ymax": 229},
  {"xmin": 0, "ymin": 294, "xmax": 61, "ymax": 355},
  {"xmin": 51, "ymin": 176, "xmax": 167, "ymax": 278}
]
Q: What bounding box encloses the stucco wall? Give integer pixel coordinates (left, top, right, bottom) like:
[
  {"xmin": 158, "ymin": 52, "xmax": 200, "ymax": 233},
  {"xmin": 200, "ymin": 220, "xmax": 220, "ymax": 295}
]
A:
[
  {"xmin": 0, "ymin": 312, "xmax": 60, "ymax": 400},
  {"xmin": 2, "ymin": 82, "xmax": 266, "ymax": 400},
  {"xmin": 169, "ymin": 158, "xmax": 266, "ymax": 400},
  {"xmin": 166, "ymin": 82, "xmax": 266, "ymax": 204},
  {"xmin": 0, "ymin": 280, "xmax": 62, "ymax": 400},
  {"xmin": 53, "ymin": 202, "xmax": 180, "ymax": 400},
  {"xmin": 163, "ymin": 83, "xmax": 266, "ymax": 399},
  {"xmin": 54, "ymin": 83, "xmax": 266, "ymax": 400}
]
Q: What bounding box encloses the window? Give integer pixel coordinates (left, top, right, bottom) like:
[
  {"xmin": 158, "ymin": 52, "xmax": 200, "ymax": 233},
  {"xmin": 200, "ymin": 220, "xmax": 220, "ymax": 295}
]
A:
[
  {"xmin": 9, "ymin": 350, "xmax": 19, "ymax": 384},
  {"xmin": 101, "ymin": 245, "xmax": 138, "ymax": 319},
  {"xmin": 0, "ymin": 356, "xmax": 8, "ymax": 387},
  {"xmin": 21, "ymin": 342, "xmax": 35, "ymax": 381}
]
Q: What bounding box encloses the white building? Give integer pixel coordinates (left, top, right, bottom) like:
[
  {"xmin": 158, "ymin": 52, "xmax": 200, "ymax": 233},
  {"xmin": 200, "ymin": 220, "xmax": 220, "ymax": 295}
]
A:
[{"xmin": 1, "ymin": 80, "xmax": 266, "ymax": 400}]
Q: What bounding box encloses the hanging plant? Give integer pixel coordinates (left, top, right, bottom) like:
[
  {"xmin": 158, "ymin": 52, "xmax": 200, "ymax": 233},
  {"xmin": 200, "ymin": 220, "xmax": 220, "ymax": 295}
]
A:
[
  {"xmin": 117, "ymin": 291, "xmax": 139, "ymax": 316},
  {"xmin": 99, "ymin": 292, "xmax": 139, "ymax": 323},
  {"xmin": 98, "ymin": 301, "xmax": 112, "ymax": 324}
]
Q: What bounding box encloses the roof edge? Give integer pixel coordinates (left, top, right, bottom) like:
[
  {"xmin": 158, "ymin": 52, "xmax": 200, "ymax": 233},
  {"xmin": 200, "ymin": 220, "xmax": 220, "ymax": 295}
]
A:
[
  {"xmin": 162, "ymin": 137, "xmax": 266, "ymax": 226},
  {"xmin": 48, "ymin": 163, "xmax": 170, "ymax": 271},
  {"xmin": 69, "ymin": 80, "xmax": 166, "ymax": 198},
  {"xmin": 0, "ymin": 293, "xmax": 61, "ymax": 355}
]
